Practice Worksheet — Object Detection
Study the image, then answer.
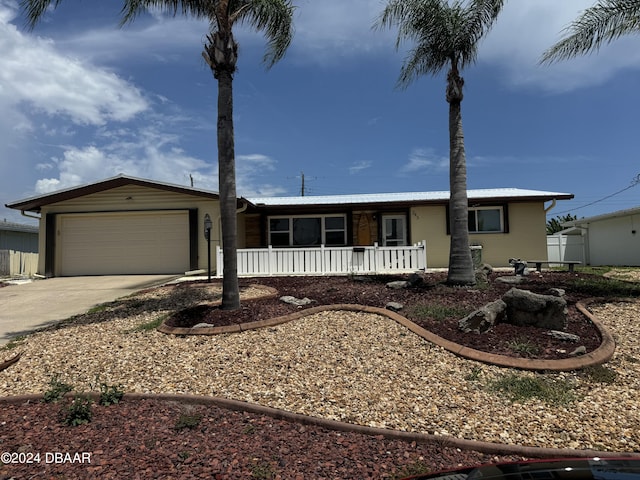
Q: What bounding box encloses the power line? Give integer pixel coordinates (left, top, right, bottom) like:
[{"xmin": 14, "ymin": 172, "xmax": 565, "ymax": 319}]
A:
[{"xmin": 554, "ymin": 173, "xmax": 640, "ymax": 216}]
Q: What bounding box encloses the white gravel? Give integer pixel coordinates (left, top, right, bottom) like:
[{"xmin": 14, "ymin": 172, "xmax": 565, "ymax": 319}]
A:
[{"xmin": 1, "ymin": 286, "xmax": 639, "ymax": 453}]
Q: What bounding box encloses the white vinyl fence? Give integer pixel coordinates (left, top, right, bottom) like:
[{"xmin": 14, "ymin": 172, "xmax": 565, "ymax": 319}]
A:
[
  {"xmin": 547, "ymin": 234, "xmax": 585, "ymax": 265},
  {"xmin": 216, "ymin": 241, "xmax": 427, "ymax": 277},
  {"xmin": 0, "ymin": 250, "xmax": 39, "ymax": 277}
]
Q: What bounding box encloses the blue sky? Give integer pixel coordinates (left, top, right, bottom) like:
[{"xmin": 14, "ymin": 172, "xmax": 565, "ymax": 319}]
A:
[{"xmin": 1, "ymin": 0, "xmax": 639, "ymax": 226}]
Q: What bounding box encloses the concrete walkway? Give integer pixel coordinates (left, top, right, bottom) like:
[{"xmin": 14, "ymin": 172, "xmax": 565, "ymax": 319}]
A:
[{"xmin": 0, "ymin": 275, "xmax": 177, "ymax": 346}]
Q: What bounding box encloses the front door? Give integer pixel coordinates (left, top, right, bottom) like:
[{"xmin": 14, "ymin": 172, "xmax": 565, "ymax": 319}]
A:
[{"xmin": 382, "ymin": 215, "xmax": 407, "ymax": 246}]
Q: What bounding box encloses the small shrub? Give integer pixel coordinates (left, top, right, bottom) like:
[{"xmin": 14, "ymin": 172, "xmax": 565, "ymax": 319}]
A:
[
  {"xmin": 91, "ymin": 377, "xmax": 125, "ymax": 406},
  {"xmin": 582, "ymin": 365, "xmax": 617, "ymax": 384},
  {"xmin": 488, "ymin": 373, "xmax": 575, "ymax": 406},
  {"xmin": 62, "ymin": 394, "xmax": 93, "ymax": 426},
  {"xmin": 43, "ymin": 374, "xmax": 73, "ymax": 403},
  {"xmin": 175, "ymin": 410, "xmax": 203, "ymax": 431}
]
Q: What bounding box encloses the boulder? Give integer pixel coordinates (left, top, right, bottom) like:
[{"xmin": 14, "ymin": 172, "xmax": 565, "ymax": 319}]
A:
[
  {"xmin": 495, "ymin": 276, "xmax": 525, "ymax": 285},
  {"xmin": 546, "ymin": 330, "xmax": 580, "ymax": 342},
  {"xmin": 280, "ymin": 296, "xmax": 313, "ymax": 306},
  {"xmin": 502, "ymin": 288, "xmax": 568, "ymax": 330},
  {"xmin": 459, "ymin": 299, "xmax": 507, "ymax": 334},
  {"xmin": 386, "ymin": 302, "xmax": 404, "ymax": 312}
]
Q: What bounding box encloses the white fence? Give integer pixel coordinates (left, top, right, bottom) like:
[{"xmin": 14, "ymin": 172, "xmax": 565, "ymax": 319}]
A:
[
  {"xmin": 0, "ymin": 250, "xmax": 39, "ymax": 277},
  {"xmin": 547, "ymin": 234, "xmax": 585, "ymax": 264},
  {"xmin": 216, "ymin": 241, "xmax": 427, "ymax": 277}
]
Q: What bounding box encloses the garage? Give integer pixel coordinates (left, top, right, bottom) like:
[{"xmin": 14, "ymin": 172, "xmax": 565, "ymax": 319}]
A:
[{"xmin": 57, "ymin": 210, "xmax": 191, "ymax": 276}]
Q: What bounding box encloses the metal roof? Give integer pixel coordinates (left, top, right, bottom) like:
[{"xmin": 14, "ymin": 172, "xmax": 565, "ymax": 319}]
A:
[
  {"xmin": 247, "ymin": 188, "xmax": 573, "ymax": 207},
  {"xmin": 0, "ymin": 220, "xmax": 38, "ymax": 233},
  {"xmin": 564, "ymin": 205, "xmax": 640, "ymax": 226}
]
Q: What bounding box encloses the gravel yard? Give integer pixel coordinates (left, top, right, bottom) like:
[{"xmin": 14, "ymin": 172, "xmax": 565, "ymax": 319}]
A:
[{"xmin": 1, "ymin": 280, "xmax": 639, "ymax": 454}]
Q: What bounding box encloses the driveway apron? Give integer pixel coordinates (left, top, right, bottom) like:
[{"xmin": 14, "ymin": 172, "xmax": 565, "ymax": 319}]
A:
[{"xmin": 0, "ymin": 275, "xmax": 177, "ymax": 346}]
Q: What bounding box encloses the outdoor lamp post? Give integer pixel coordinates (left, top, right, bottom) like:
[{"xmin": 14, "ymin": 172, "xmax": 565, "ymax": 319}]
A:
[{"xmin": 204, "ymin": 213, "xmax": 212, "ymax": 283}]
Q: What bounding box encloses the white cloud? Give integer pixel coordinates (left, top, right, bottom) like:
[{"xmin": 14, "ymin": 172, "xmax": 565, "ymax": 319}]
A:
[
  {"xmin": 235, "ymin": 154, "xmax": 285, "ymax": 197},
  {"xmin": 400, "ymin": 148, "xmax": 448, "ymax": 174},
  {"xmin": 480, "ymin": 0, "xmax": 640, "ymax": 92},
  {"xmin": 349, "ymin": 160, "xmax": 372, "ymax": 174},
  {"xmin": 0, "ymin": 2, "xmax": 148, "ymax": 126}
]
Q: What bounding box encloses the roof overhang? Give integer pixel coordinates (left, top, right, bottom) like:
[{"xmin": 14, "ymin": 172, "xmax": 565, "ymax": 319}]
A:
[
  {"xmin": 247, "ymin": 188, "xmax": 574, "ymax": 211},
  {"xmin": 5, "ymin": 174, "xmax": 222, "ymax": 213}
]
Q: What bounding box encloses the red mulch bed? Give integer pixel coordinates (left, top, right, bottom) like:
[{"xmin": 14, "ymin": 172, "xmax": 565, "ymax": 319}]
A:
[{"xmin": 0, "ymin": 398, "xmax": 527, "ymax": 479}]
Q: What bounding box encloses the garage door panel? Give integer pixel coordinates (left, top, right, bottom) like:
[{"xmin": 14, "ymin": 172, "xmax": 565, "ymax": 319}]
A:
[{"xmin": 59, "ymin": 211, "xmax": 190, "ymax": 276}]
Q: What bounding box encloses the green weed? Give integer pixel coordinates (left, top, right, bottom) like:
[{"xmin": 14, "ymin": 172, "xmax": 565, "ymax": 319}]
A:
[
  {"xmin": 174, "ymin": 410, "xmax": 203, "ymax": 431},
  {"xmin": 1, "ymin": 335, "xmax": 27, "ymax": 351},
  {"xmin": 488, "ymin": 373, "xmax": 575, "ymax": 406},
  {"xmin": 61, "ymin": 394, "xmax": 93, "ymax": 426},
  {"xmin": 43, "ymin": 374, "xmax": 73, "ymax": 403},
  {"xmin": 582, "ymin": 365, "xmax": 618, "ymax": 384},
  {"xmin": 251, "ymin": 460, "xmax": 276, "ymax": 479},
  {"xmin": 393, "ymin": 460, "xmax": 431, "ymax": 479},
  {"xmin": 123, "ymin": 314, "xmax": 167, "ymax": 333},
  {"xmin": 506, "ymin": 337, "xmax": 541, "ymax": 357}
]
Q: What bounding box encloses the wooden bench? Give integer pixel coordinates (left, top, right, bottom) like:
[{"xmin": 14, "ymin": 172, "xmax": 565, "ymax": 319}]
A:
[{"xmin": 527, "ymin": 260, "xmax": 581, "ymax": 273}]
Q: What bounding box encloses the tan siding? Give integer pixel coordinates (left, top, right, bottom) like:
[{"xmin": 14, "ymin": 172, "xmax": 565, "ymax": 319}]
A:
[
  {"xmin": 410, "ymin": 202, "xmax": 548, "ymax": 268},
  {"xmin": 40, "ymin": 185, "xmax": 222, "ymax": 275}
]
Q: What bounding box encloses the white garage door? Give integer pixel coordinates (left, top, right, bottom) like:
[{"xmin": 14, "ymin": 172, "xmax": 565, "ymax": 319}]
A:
[{"xmin": 58, "ymin": 211, "xmax": 190, "ymax": 276}]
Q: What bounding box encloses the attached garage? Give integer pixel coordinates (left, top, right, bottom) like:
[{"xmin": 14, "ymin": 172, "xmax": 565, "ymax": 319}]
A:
[
  {"xmin": 57, "ymin": 211, "xmax": 191, "ymax": 276},
  {"xmin": 5, "ymin": 175, "xmax": 227, "ymax": 277}
]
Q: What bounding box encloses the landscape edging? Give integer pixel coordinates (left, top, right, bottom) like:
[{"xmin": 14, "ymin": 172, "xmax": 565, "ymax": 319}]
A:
[
  {"xmin": 1, "ymin": 392, "xmax": 638, "ymax": 460},
  {"xmin": 158, "ymin": 300, "xmax": 617, "ymax": 372}
]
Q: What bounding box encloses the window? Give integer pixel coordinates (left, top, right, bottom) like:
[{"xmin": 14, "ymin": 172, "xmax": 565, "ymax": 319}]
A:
[
  {"xmin": 468, "ymin": 207, "xmax": 503, "ymax": 233},
  {"xmin": 268, "ymin": 215, "xmax": 346, "ymax": 246}
]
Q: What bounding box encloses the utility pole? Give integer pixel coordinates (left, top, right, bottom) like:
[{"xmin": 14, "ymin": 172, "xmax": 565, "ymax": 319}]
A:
[{"xmin": 300, "ymin": 171, "xmax": 305, "ymax": 196}]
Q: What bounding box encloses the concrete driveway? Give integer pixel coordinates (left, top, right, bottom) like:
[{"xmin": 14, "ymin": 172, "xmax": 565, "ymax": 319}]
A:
[{"xmin": 0, "ymin": 275, "xmax": 178, "ymax": 346}]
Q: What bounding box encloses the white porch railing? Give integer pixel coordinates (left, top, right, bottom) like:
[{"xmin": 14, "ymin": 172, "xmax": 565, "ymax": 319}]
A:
[
  {"xmin": 216, "ymin": 241, "xmax": 427, "ymax": 277},
  {"xmin": 0, "ymin": 250, "xmax": 39, "ymax": 277}
]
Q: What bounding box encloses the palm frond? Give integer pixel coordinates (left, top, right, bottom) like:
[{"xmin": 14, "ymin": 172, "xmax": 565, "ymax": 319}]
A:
[
  {"xmin": 541, "ymin": 0, "xmax": 640, "ymax": 64},
  {"xmin": 20, "ymin": 0, "xmax": 60, "ymax": 29},
  {"xmin": 376, "ymin": 0, "xmax": 503, "ymax": 87},
  {"xmin": 234, "ymin": 0, "xmax": 294, "ymax": 67}
]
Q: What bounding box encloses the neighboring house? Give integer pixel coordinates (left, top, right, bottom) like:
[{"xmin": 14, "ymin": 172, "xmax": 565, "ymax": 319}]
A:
[
  {"xmin": 5, "ymin": 174, "xmax": 573, "ymax": 276},
  {"xmin": 553, "ymin": 206, "xmax": 640, "ymax": 266},
  {"xmin": 0, "ymin": 220, "xmax": 38, "ymax": 253}
]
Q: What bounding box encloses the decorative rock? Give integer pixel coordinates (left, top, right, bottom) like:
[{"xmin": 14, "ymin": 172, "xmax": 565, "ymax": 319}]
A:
[
  {"xmin": 546, "ymin": 330, "xmax": 580, "ymax": 342},
  {"xmin": 459, "ymin": 299, "xmax": 507, "ymax": 334},
  {"xmin": 495, "ymin": 276, "xmax": 525, "ymax": 285},
  {"xmin": 502, "ymin": 288, "xmax": 568, "ymax": 330},
  {"xmin": 385, "ymin": 302, "xmax": 404, "ymax": 312},
  {"xmin": 547, "ymin": 288, "xmax": 566, "ymax": 297},
  {"xmin": 407, "ymin": 273, "xmax": 424, "ymax": 286},
  {"xmin": 569, "ymin": 346, "xmax": 587, "ymax": 356},
  {"xmin": 279, "ymin": 296, "xmax": 313, "ymax": 306},
  {"xmin": 192, "ymin": 323, "xmax": 212, "ymax": 329},
  {"xmin": 351, "ymin": 275, "xmax": 373, "ymax": 283},
  {"xmin": 386, "ymin": 281, "xmax": 410, "ymax": 289}
]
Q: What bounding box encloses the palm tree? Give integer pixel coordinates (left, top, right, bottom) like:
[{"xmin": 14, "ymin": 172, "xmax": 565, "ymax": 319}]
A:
[
  {"xmin": 22, "ymin": 0, "xmax": 295, "ymax": 310},
  {"xmin": 376, "ymin": 0, "xmax": 504, "ymax": 286},
  {"xmin": 541, "ymin": 0, "xmax": 640, "ymax": 64}
]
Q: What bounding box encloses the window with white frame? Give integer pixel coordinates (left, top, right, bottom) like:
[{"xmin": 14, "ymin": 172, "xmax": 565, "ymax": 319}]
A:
[
  {"xmin": 468, "ymin": 206, "xmax": 503, "ymax": 233},
  {"xmin": 268, "ymin": 215, "xmax": 347, "ymax": 246}
]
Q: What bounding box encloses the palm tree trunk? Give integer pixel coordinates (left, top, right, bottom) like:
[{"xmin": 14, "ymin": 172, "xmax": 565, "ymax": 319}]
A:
[
  {"xmin": 217, "ymin": 68, "xmax": 241, "ymax": 310},
  {"xmin": 446, "ymin": 67, "xmax": 475, "ymax": 286}
]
